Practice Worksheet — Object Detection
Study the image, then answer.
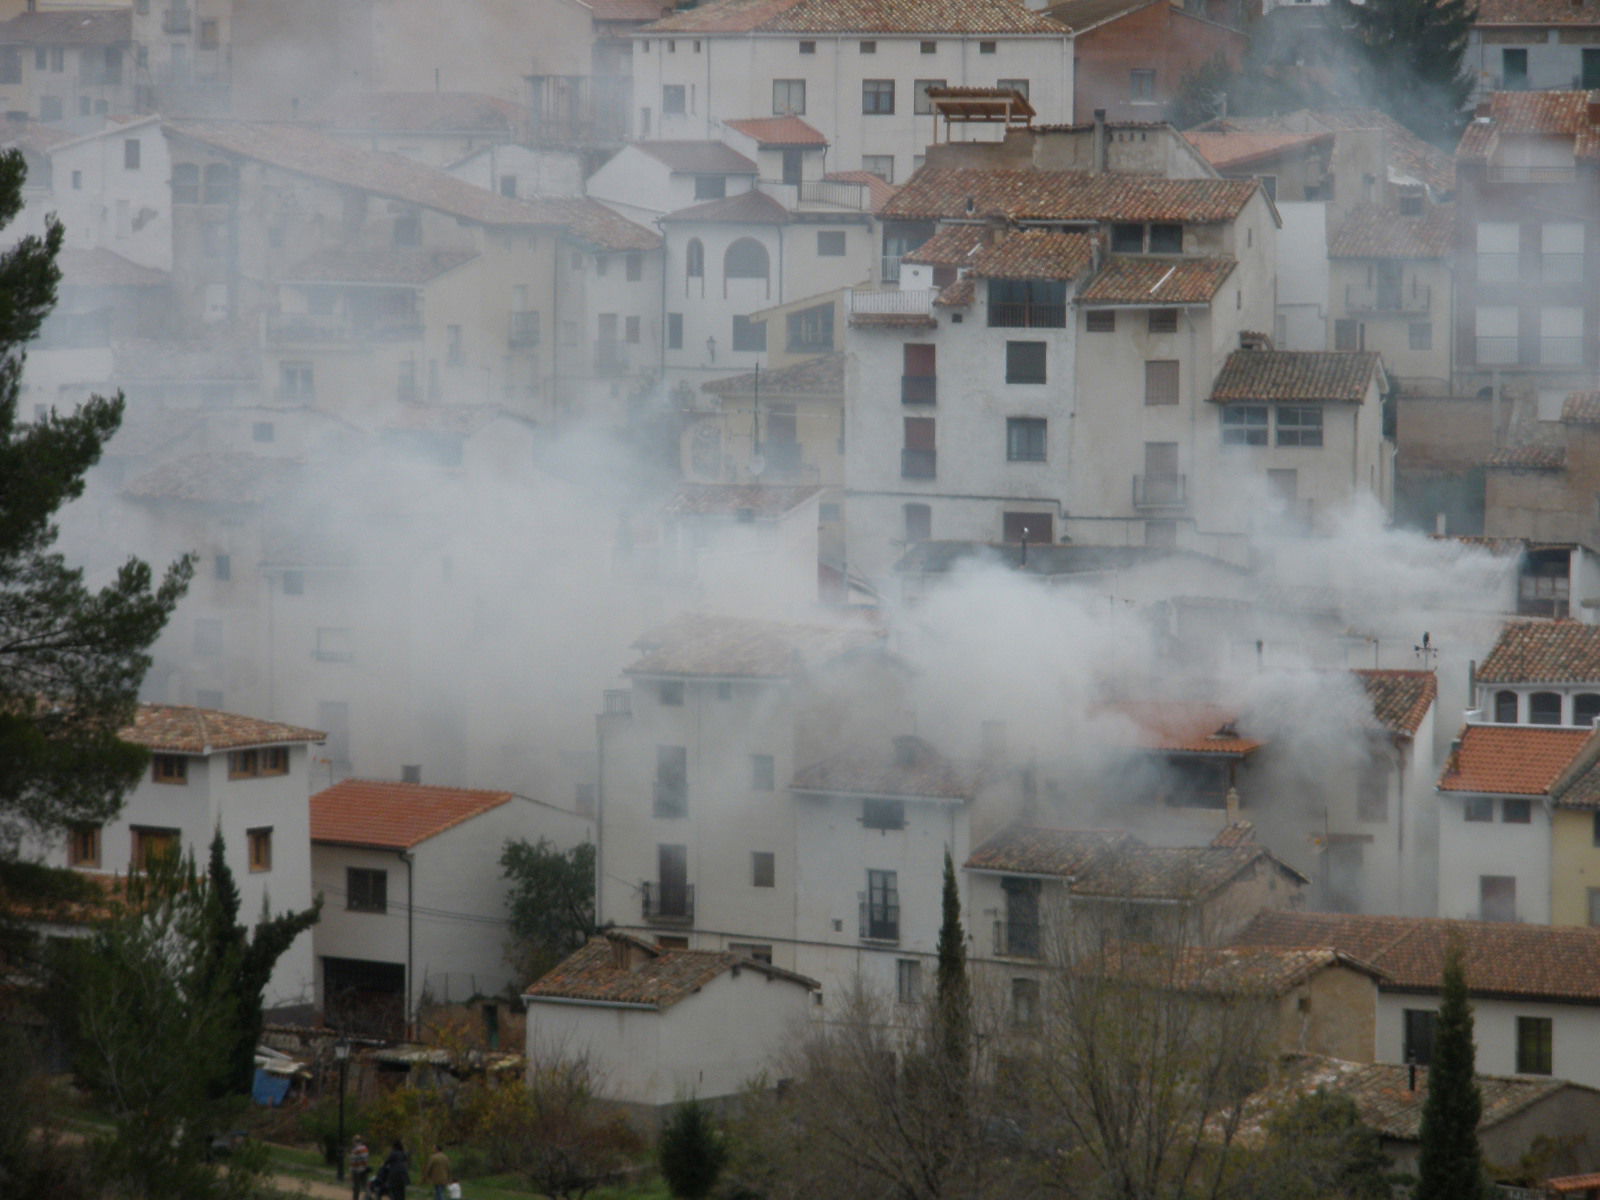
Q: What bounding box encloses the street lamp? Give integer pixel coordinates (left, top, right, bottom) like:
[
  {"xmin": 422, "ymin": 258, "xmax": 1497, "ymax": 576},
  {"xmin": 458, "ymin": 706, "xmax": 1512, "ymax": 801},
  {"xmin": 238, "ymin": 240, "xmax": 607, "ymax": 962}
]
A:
[{"xmin": 334, "ymin": 1038, "xmax": 351, "ymax": 1183}]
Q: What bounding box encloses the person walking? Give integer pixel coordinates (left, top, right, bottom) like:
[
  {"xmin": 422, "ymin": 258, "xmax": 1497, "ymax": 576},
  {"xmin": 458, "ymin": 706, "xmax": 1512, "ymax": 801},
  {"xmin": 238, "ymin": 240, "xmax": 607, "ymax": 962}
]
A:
[
  {"xmin": 423, "ymin": 1144, "xmax": 451, "ymax": 1200},
  {"xmin": 349, "ymin": 1134, "xmax": 371, "ymax": 1200},
  {"xmin": 381, "ymin": 1139, "xmax": 411, "ymax": 1200}
]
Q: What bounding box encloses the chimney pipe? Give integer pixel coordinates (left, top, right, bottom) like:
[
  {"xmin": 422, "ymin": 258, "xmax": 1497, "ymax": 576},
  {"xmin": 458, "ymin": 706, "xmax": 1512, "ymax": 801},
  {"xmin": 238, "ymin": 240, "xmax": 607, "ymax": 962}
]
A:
[
  {"xmin": 1467, "ymin": 659, "xmax": 1475, "ymax": 707},
  {"xmin": 1092, "ymin": 108, "xmax": 1107, "ymax": 174}
]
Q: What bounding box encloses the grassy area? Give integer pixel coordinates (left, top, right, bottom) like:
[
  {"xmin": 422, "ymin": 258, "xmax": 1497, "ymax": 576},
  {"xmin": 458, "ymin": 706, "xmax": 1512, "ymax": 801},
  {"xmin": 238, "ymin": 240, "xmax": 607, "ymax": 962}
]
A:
[{"xmin": 260, "ymin": 1143, "xmax": 667, "ymax": 1200}]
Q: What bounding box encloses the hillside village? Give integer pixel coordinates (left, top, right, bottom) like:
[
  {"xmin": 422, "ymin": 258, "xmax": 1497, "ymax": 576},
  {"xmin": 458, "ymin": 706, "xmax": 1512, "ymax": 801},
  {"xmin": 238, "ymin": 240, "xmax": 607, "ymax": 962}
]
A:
[{"xmin": 11, "ymin": 0, "xmax": 1600, "ymax": 1191}]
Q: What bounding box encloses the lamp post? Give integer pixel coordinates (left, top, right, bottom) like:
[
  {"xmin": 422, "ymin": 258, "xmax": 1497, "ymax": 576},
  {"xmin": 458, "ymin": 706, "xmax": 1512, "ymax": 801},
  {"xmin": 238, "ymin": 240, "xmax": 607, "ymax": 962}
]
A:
[{"xmin": 334, "ymin": 1038, "xmax": 350, "ymax": 1182}]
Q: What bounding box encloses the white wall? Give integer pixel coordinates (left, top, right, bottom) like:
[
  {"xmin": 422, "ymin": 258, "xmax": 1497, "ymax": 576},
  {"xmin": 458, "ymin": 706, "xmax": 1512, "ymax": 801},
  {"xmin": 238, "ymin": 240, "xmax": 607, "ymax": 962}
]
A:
[
  {"xmin": 1378, "ymin": 992, "xmax": 1600, "ymax": 1088},
  {"xmin": 1434, "ymin": 791, "xmax": 1551, "ymax": 924},
  {"xmin": 1276, "ymin": 201, "xmax": 1327, "ymax": 351},
  {"xmin": 48, "ymin": 120, "xmax": 173, "ymax": 271}
]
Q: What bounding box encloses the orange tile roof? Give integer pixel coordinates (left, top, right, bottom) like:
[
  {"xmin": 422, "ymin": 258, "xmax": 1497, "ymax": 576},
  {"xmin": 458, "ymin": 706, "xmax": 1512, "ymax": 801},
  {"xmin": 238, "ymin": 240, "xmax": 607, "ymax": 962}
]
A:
[
  {"xmin": 1103, "ymin": 945, "xmax": 1384, "ymax": 995},
  {"xmin": 723, "ymin": 116, "xmax": 828, "ymax": 146},
  {"xmin": 1438, "ymin": 723, "xmax": 1594, "ymax": 794},
  {"xmin": 640, "ymin": 0, "xmax": 1065, "ymax": 35},
  {"xmin": 591, "ymin": 0, "xmax": 671, "ymax": 19},
  {"xmin": 1553, "ymin": 753, "xmax": 1600, "ymax": 810},
  {"xmin": 1328, "ymin": 202, "xmax": 1455, "ymax": 259},
  {"xmin": 1183, "ymin": 129, "xmax": 1330, "ymax": 171},
  {"xmin": 663, "ymin": 483, "xmax": 821, "ymax": 517},
  {"xmin": 1198, "ymin": 109, "xmax": 1455, "ymax": 193},
  {"xmin": 967, "ymin": 825, "xmax": 1139, "ymax": 875},
  {"xmin": 1563, "ymin": 391, "xmax": 1600, "ymax": 424},
  {"xmin": 1041, "ymin": 0, "xmax": 1161, "ymax": 32},
  {"xmin": 123, "ymin": 704, "xmax": 324, "ymax": 753},
  {"xmin": 1458, "ymin": 90, "xmax": 1600, "ymax": 163},
  {"xmin": 1550, "ymin": 1173, "xmax": 1600, "ymax": 1195},
  {"xmin": 526, "ymin": 930, "xmax": 816, "ymax": 1006},
  {"xmin": 884, "ymin": 168, "xmax": 1259, "ymax": 223},
  {"xmin": 935, "ymin": 277, "xmax": 975, "ymax": 306},
  {"xmin": 1353, "ymin": 669, "xmax": 1437, "ymax": 736},
  {"xmin": 701, "ymin": 352, "xmax": 843, "ymax": 396},
  {"xmin": 791, "ymin": 737, "xmax": 974, "ymax": 799},
  {"xmin": 626, "ymin": 611, "xmax": 882, "ymax": 678},
  {"xmin": 966, "ymin": 229, "xmax": 1094, "ymax": 280},
  {"xmin": 1079, "ymin": 255, "xmax": 1236, "ymax": 305},
  {"xmin": 1103, "ymin": 700, "xmax": 1261, "ymax": 755},
  {"xmin": 310, "ymin": 779, "xmax": 514, "ymax": 849},
  {"xmin": 1485, "ymin": 442, "xmax": 1565, "ymax": 470},
  {"xmin": 902, "ymin": 224, "xmax": 987, "ymax": 266},
  {"xmin": 1209, "ymin": 350, "xmax": 1381, "ymax": 404},
  {"xmin": 1478, "ymin": 621, "xmax": 1600, "ymax": 683},
  {"xmin": 1478, "ymin": 0, "xmax": 1600, "ymax": 21},
  {"xmin": 1235, "ymin": 910, "xmax": 1600, "ymax": 1003}
]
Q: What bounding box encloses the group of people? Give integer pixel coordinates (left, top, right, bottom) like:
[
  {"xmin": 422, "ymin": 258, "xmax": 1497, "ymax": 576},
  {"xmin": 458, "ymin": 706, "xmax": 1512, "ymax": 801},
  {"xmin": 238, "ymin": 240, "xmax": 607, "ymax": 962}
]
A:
[{"xmin": 348, "ymin": 1136, "xmax": 453, "ymax": 1200}]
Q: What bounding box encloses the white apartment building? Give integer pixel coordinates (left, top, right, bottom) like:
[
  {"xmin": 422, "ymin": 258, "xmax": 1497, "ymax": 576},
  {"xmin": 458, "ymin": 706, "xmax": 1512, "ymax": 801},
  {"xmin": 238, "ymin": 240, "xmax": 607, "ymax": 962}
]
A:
[{"xmin": 631, "ymin": 0, "xmax": 1073, "ymax": 189}]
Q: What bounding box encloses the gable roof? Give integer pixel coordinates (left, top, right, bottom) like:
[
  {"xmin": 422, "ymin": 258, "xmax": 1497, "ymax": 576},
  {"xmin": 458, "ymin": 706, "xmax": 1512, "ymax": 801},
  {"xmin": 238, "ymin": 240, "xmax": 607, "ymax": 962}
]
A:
[
  {"xmin": 1438, "ymin": 723, "xmax": 1595, "ymax": 794},
  {"xmin": 967, "ymin": 825, "xmax": 1144, "ymax": 875},
  {"xmin": 723, "ymin": 116, "xmax": 829, "ymax": 146},
  {"xmin": 1233, "ymin": 909, "xmax": 1600, "ymax": 1003},
  {"xmin": 1457, "ymin": 91, "xmax": 1600, "ymax": 163},
  {"xmin": 640, "ymin": 0, "xmax": 1066, "ymax": 36},
  {"xmin": 1195, "ymin": 109, "xmax": 1455, "ymax": 193},
  {"xmin": 1328, "ymin": 202, "xmax": 1455, "ymax": 259},
  {"xmin": 1183, "ymin": 129, "xmax": 1331, "ymax": 172},
  {"xmin": 1354, "ymin": 669, "xmax": 1437, "ymax": 737},
  {"xmin": 123, "ymin": 705, "xmax": 324, "ymax": 754},
  {"xmin": 626, "ymin": 611, "xmax": 881, "ymax": 678},
  {"xmin": 1103, "ymin": 699, "xmax": 1261, "ymax": 755},
  {"xmin": 1102, "ymin": 945, "xmax": 1386, "ymax": 996},
  {"xmin": 791, "ymin": 737, "xmax": 975, "ymax": 800},
  {"xmin": 661, "ymin": 188, "xmax": 789, "ymax": 224},
  {"xmin": 1477, "ymin": 620, "xmax": 1600, "ymax": 683},
  {"xmin": 1209, "ymin": 350, "xmax": 1382, "ymax": 404},
  {"xmin": 310, "ymin": 779, "xmax": 515, "ymax": 850},
  {"xmin": 634, "ymin": 140, "xmax": 758, "ymax": 174},
  {"xmin": 1079, "ymin": 255, "xmax": 1236, "ymax": 305},
  {"xmin": 526, "ymin": 930, "xmax": 816, "ymax": 1008},
  {"xmin": 966, "ymin": 229, "xmax": 1094, "ymax": 279},
  {"xmin": 884, "ymin": 168, "xmax": 1259, "ymax": 223}
]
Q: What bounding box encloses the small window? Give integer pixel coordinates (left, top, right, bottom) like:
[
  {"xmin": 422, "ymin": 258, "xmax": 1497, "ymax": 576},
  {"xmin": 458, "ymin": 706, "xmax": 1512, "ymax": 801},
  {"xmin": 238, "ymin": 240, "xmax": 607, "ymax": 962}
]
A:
[
  {"xmin": 979, "ymin": 40, "xmax": 997, "ymax": 53},
  {"xmin": 859, "ymin": 39, "xmax": 876, "ymax": 52},
  {"xmin": 1130, "ymin": 68, "xmax": 1156, "ymax": 99},
  {"xmin": 1465, "ymin": 796, "xmax": 1495, "ymax": 822},
  {"xmin": 247, "ymin": 827, "xmax": 273, "ymax": 872},
  {"xmin": 1086, "ymin": 310, "xmax": 1115, "ymax": 333},
  {"xmin": 863, "ymin": 79, "xmax": 895, "ymax": 114},
  {"xmin": 1496, "ymin": 690, "xmax": 1519, "ymax": 722},
  {"xmin": 1575, "ymin": 694, "xmax": 1600, "ymax": 727},
  {"xmin": 772, "ymin": 78, "xmax": 806, "ymax": 115},
  {"xmin": 172, "ymin": 162, "xmax": 199, "ymax": 204},
  {"xmin": 1503, "ymin": 798, "xmax": 1532, "ymax": 824},
  {"xmin": 897, "ymin": 958, "xmax": 922, "ymax": 1003},
  {"xmin": 1006, "ymin": 417, "xmax": 1046, "ymax": 462},
  {"xmin": 124, "ymin": 139, "xmax": 141, "ymax": 170},
  {"xmin": 686, "ymin": 238, "xmax": 705, "ymax": 278},
  {"xmin": 68, "ymin": 824, "xmax": 101, "ymax": 868},
  {"xmin": 921, "ymin": 39, "xmax": 936, "ymax": 53},
  {"xmin": 347, "ymin": 867, "xmax": 388, "ymax": 913},
  {"xmin": 1148, "ymin": 308, "xmax": 1178, "ymax": 334},
  {"xmin": 1012, "ymin": 977, "xmax": 1040, "ymax": 1028},
  {"xmin": 1005, "ymin": 341, "xmax": 1046, "ymax": 384},
  {"xmin": 799, "ymin": 39, "xmax": 816, "ymax": 53},
  {"xmin": 660, "ymin": 680, "xmax": 684, "ymax": 706},
  {"xmin": 1221, "ymin": 405, "xmax": 1268, "ymax": 445},
  {"xmin": 1144, "ymin": 359, "xmax": 1179, "ymax": 405},
  {"xmin": 752, "ymin": 851, "xmax": 775, "ymax": 887},
  {"xmin": 1277, "ymin": 405, "xmax": 1323, "ymax": 447},
  {"xmin": 667, "ymin": 313, "xmax": 683, "ymax": 349},
  {"xmin": 314, "ymin": 627, "xmax": 353, "ymax": 663},
  {"xmin": 751, "ymin": 753, "xmax": 775, "ymax": 791},
  {"xmin": 1335, "ymin": 319, "xmax": 1361, "ymax": 351},
  {"xmin": 229, "ymin": 749, "xmax": 260, "ymax": 779},
  {"xmin": 1111, "ymin": 223, "xmax": 1144, "ymax": 253},
  {"xmin": 904, "ymin": 502, "xmax": 932, "ymax": 542},
  {"xmin": 261, "ymin": 747, "xmax": 289, "ymax": 776},
  {"xmin": 863, "ymin": 798, "xmax": 906, "ymax": 830},
  {"xmin": 997, "ymin": 78, "xmax": 1030, "ymax": 99},
  {"xmin": 1517, "ymin": 1015, "xmax": 1552, "ymax": 1074},
  {"xmin": 817, "ymin": 231, "xmax": 846, "ymax": 256},
  {"xmin": 625, "ymin": 315, "xmax": 641, "ymax": 344},
  {"xmin": 1404, "ymin": 1008, "xmax": 1437, "ymax": 1065},
  {"xmin": 663, "ymin": 84, "xmax": 686, "ymax": 114}
]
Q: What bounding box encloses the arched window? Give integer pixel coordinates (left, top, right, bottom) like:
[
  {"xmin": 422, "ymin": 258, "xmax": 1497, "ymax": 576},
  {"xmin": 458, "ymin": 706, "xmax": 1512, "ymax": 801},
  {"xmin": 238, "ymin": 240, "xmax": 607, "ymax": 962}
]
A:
[
  {"xmin": 1576, "ymin": 694, "xmax": 1600, "ymax": 728},
  {"xmin": 724, "ymin": 237, "xmax": 769, "ymax": 280},
  {"xmin": 1495, "ymin": 690, "xmax": 1519, "ymax": 723},
  {"xmin": 1530, "ymin": 691, "xmax": 1562, "ymax": 725},
  {"xmin": 686, "ymin": 238, "xmax": 704, "ymax": 278}
]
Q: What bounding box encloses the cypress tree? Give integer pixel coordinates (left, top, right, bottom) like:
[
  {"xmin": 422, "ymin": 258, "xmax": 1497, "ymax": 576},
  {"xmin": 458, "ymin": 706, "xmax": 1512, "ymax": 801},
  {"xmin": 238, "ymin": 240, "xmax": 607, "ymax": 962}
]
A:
[
  {"xmin": 1414, "ymin": 940, "xmax": 1485, "ymax": 1200},
  {"xmin": 1333, "ymin": 0, "xmax": 1478, "ymax": 148},
  {"xmin": 935, "ymin": 848, "xmax": 971, "ymax": 1074}
]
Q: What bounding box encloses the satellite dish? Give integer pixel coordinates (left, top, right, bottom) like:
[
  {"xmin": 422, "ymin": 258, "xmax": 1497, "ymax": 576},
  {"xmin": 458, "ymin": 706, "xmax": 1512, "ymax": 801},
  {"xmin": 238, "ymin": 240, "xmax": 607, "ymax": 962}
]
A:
[{"xmin": 749, "ymin": 454, "xmax": 766, "ymax": 477}]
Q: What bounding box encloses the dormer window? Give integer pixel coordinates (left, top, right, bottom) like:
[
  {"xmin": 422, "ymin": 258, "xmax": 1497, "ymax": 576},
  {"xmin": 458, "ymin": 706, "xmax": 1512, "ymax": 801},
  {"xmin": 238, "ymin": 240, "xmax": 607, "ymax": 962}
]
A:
[{"xmin": 1111, "ymin": 222, "xmax": 1183, "ymax": 254}]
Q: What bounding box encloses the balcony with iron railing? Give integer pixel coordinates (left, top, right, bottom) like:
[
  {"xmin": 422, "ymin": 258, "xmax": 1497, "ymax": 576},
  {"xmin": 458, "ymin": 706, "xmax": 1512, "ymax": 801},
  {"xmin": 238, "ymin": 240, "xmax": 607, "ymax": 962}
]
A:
[
  {"xmin": 1133, "ymin": 473, "xmax": 1188, "ymax": 510},
  {"xmin": 1343, "ymin": 282, "xmax": 1430, "ymax": 315},
  {"xmin": 901, "ymin": 374, "xmax": 937, "ymax": 404},
  {"xmin": 859, "ymin": 902, "xmax": 899, "ymax": 943},
  {"xmin": 988, "ymin": 302, "xmax": 1067, "ymax": 328},
  {"xmin": 602, "ymin": 688, "xmax": 632, "ymax": 716},
  {"xmin": 848, "ymin": 288, "xmax": 937, "ymax": 317},
  {"xmin": 901, "ymin": 448, "xmax": 936, "ymax": 479},
  {"xmin": 993, "ymin": 919, "xmax": 1042, "ymax": 958},
  {"xmin": 642, "ymin": 881, "xmax": 694, "ymax": 923},
  {"xmin": 757, "ymin": 178, "xmax": 872, "ymax": 211},
  {"xmin": 1474, "ymin": 336, "xmax": 1519, "ymax": 365},
  {"xmin": 1539, "ymin": 336, "xmax": 1584, "ymax": 365}
]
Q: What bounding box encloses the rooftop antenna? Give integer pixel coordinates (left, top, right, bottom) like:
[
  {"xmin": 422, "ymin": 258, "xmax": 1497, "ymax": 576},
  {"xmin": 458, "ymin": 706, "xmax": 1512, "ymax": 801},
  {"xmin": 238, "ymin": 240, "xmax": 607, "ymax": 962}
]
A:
[{"xmin": 1414, "ymin": 631, "xmax": 1438, "ymax": 668}]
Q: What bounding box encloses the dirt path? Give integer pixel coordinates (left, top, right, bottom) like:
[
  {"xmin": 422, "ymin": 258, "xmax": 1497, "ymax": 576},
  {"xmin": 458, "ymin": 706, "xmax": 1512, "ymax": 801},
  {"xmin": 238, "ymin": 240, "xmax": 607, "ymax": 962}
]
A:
[{"xmin": 268, "ymin": 1170, "xmax": 359, "ymax": 1199}]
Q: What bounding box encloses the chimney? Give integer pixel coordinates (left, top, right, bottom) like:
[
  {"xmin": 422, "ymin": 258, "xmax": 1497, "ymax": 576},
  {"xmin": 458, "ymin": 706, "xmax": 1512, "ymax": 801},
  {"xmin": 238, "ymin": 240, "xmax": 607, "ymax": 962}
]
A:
[
  {"xmin": 1224, "ymin": 787, "xmax": 1241, "ymax": 823},
  {"xmin": 1467, "ymin": 659, "xmax": 1476, "ymax": 706},
  {"xmin": 1092, "ymin": 108, "xmax": 1107, "ymax": 174}
]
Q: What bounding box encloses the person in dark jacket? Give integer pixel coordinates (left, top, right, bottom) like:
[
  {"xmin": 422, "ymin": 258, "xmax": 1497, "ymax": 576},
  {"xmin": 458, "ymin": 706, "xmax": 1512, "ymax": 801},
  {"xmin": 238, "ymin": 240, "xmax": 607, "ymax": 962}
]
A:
[{"xmin": 379, "ymin": 1140, "xmax": 410, "ymax": 1200}]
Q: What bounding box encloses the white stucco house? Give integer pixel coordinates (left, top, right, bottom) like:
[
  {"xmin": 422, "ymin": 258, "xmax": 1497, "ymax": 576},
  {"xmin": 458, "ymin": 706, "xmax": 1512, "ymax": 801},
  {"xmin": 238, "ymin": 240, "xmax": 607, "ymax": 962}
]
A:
[
  {"xmin": 524, "ymin": 930, "xmax": 818, "ymax": 1108},
  {"xmin": 310, "ymin": 778, "xmax": 593, "ymax": 1038},
  {"xmin": 33, "ymin": 703, "xmax": 326, "ymax": 1015}
]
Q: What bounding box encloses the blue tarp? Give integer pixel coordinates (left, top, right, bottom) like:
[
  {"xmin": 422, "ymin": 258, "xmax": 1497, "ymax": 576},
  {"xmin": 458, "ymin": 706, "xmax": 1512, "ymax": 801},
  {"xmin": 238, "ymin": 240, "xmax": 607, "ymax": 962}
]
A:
[{"xmin": 251, "ymin": 1068, "xmax": 292, "ymax": 1107}]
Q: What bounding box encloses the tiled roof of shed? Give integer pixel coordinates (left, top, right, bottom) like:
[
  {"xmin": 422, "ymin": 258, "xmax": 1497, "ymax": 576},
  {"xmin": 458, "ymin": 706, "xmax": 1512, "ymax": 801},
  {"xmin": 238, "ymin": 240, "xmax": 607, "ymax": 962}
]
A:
[
  {"xmin": 310, "ymin": 779, "xmax": 514, "ymax": 849},
  {"xmin": 791, "ymin": 737, "xmax": 974, "ymax": 799},
  {"xmin": 124, "ymin": 453, "xmax": 299, "ymax": 505},
  {"xmin": 967, "ymin": 825, "xmax": 1139, "ymax": 875},
  {"xmin": 634, "ymin": 140, "xmax": 758, "ymax": 173},
  {"xmin": 1353, "ymin": 669, "xmax": 1436, "ymax": 736},
  {"xmin": 724, "ymin": 116, "xmax": 828, "ymax": 146},
  {"xmin": 1234, "ymin": 909, "xmax": 1600, "ymax": 1003},
  {"xmin": 1079, "ymin": 255, "xmax": 1235, "ymax": 305},
  {"xmin": 282, "ymin": 247, "xmax": 478, "ymax": 285},
  {"xmin": 640, "ymin": 0, "xmax": 1066, "ymax": 35},
  {"xmin": 1328, "ymin": 202, "xmax": 1454, "ymax": 259},
  {"xmin": 1183, "ymin": 129, "xmax": 1330, "ymax": 171},
  {"xmin": 902, "ymin": 224, "xmax": 987, "ymax": 266},
  {"xmin": 1563, "ymin": 391, "xmax": 1600, "ymax": 424},
  {"xmin": 626, "ymin": 611, "xmax": 881, "ymax": 678},
  {"xmin": 1486, "ymin": 442, "xmax": 1565, "ymax": 470},
  {"xmin": 936, "ymin": 276, "xmax": 975, "ymax": 306},
  {"xmin": 884, "ymin": 168, "xmax": 1259, "ymax": 222},
  {"xmin": 1477, "ymin": 621, "xmax": 1600, "ymax": 683},
  {"xmin": 967, "ymin": 229, "xmax": 1094, "ymax": 279},
  {"xmin": 1477, "ymin": 0, "xmax": 1600, "ymax": 22},
  {"xmin": 661, "ymin": 188, "xmax": 789, "ymax": 224},
  {"xmin": 663, "ymin": 483, "xmax": 821, "ymax": 517},
  {"xmin": 1209, "ymin": 350, "xmax": 1380, "ymax": 404},
  {"xmin": 0, "ymin": 8, "xmax": 128, "ymax": 44},
  {"xmin": 702, "ymin": 351, "xmax": 843, "ymax": 396},
  {"xmin": 1437, "ymin": 723, "xmax": 1594, "ymax": 794},
  {"xmin": 526, "ymin": 931, "xmax": 816, "ymax": 1008},
  {"xmin": 123, "ymin": 705, "xmax": 324, "ymax": 753}
]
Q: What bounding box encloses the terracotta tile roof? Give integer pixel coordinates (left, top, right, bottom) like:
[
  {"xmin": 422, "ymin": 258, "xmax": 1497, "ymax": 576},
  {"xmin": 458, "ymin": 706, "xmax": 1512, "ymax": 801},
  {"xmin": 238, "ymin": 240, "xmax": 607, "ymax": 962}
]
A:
[
  {"xmin": 1328, "ymin": 202, "xmax": 1455, "ymax": 259},
  {"xmin": 1234, "ymin": 909, "xmax": 1600, "ymax": 1003},
  {"xmin": 1551, "ymin": 1173, "xmax": 1600, "ymax": 1195},
  {"xmin": 592, "ymin": 0, "xmax": 672, "ymax": 19},
  {"xmin": 526, "ymin": 930, "xmax": 816, "ymax": 1007},
  {"xmin": 1353, "ymin": 669, "xmax": 1437, "ymax": 736},
  {"xmin": 1486, "ymin": 442, "xmax": 1565, "ymax": 470},
  {"xmin": 1437, "ymin": 723, "xmax": 1594, "ymax": 794},
  {"xmin": 791, "ymin": 737, "xmax": 974, "ymax": 799},
  {"xmin": 966, "ymin": 825, "xmax": 1141, "ymax": 875},
  {"xmin": 1211, "ymin": 820, "xmax": 1256, "ymax": 848},
  {"xmin": 1078, "ymin": 254, "xmax": 1236, "ymax": 305},
  {"xmin": 282, "ymin": 247, "xmax": 479, "ymax": 285},
  {"xmin": 1199, "ymin": 109, "xmax": 1454, "ymax": 193},
  {"xmin": 634, "ymin": 140, "xmax": 758, "ymax": 173},
  {"xmin": 123, "ymin": 704, "xmax": 324, "ymax": 753},
  {"xmin": 824, "ymin": 169, "xmax": 900, "ymax": 212},
  {"xmin": 1478, "ymin": 0, "xmax": 1600, "ymax": 21},
  {"xmin": 848, "ymin": 311, "xmax": 939, "ymax": 328},
  {"xmin": 663, "ymin": 483, "xmax": 821, "ymax": 517},
  {"xmin": 0, "ymin": 9, "xmax": 129, "ymax": 44},
  {"xmin": 902, "ymin": 224, "xmax": 987, "ymax": 266},
  {"xmin": 1072, "ymin": 842, "xmax": 1308, "ymax": 899},
  {"xmin": 883, "ymin": 168, "xmax": 1259, "ymax": 223},
  {"xmin": 1477, "ymin": 621, "xmax": 1600, "ymax": 683},
  {"xmin": 165, "ymin": 120, "xmax": 659, "ymax": 249},
  {"xmin": 1102, "ymin": 700, "xmax": 1261, "ymax": 755},
  {"xmin": 724, "ymin": 116, "xmax": 828, "ymax": 146},
  {"xmin": 702, "ymin": 352, "xmax": 843, "ymax": 396},
  {"xmin": 1183, "ymin": 129, "xmax": 1330, "ymax": 171},
  {"xmin": 310, "ymin": 779, "xmax": 514, "ymax": 850},
  {"xmin": 626, "ymin": 611, "xmax": 881, "ymax": 678},
  {"xmin": 1563, "ymin": 391, "xmax": 1600, "ymax": 424},
  {"xmin": 640, "ymin": 0, "xmax": 1066, "ymax": 35},
  {"xmin": 661, "ymin": 188, "xmax": 789, "ymax": 224},
  {"xmin": 1041, "ymin": 0, "xmax": 1159, "ymax": 33},
  {"xmin": 1552, "ymin": 753, "xmax": 1600, "ymax": 810},
  {"xmin": 311, "ymin": 92, "xmax": 529, "ymax": 136},
  {"xmin": 1209, "ymin": 350, "xmax": 1381, "ymax": 404},
  {"xmin": 1458, "ymin": 90, "xmax": 1600, "ymax": 163},
  {"xmin": 966, "ymin": 229, "xmax": 1094, "ymax": 280},
  {"xmin": 1103, "ymin": 945, "xmax": 1385, "ymax": 996},
  {"xmin": 124, "ymin": 453, "xmax": 299, "ymax": 505},
  {"xmin": 57, "ymin": 248, "xmax": 169, "ymax": 289},
  {"xmin": 935, "ymin": 277, "xmax": 975, "ymax": 306}
]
